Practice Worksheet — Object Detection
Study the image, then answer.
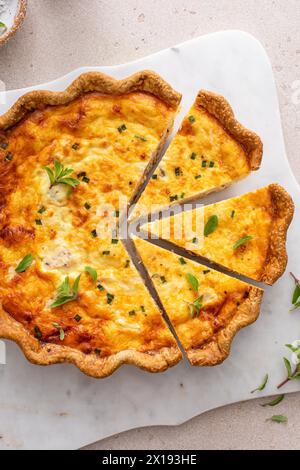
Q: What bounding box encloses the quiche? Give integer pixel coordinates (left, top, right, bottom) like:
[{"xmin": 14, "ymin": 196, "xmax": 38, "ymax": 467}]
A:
[
  {"xmin": 140, "ymin": 184, "xmax": 294, "ymax": 285},
  {"xmin": 133, "ymin": 237, "xmax": 264, "ymax": 366},
  {"xmin": 0, "ymin": 71, "xmax": 182, "ymax": 377},
  {"xmin": 131, "ymin": 90, "xmax": 263, "ymax": 219}
]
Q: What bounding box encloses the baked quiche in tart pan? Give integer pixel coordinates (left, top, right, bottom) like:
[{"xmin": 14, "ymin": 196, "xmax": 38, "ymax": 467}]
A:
[{"xmin": 0, "ymin": 71, "xmax": 182, "ymax": 378}]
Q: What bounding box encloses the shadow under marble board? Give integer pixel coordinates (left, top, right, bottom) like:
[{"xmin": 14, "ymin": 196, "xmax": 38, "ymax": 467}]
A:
[{"xmin": 0, "ymin": 31, "xmax": 299, "ymax": 450}]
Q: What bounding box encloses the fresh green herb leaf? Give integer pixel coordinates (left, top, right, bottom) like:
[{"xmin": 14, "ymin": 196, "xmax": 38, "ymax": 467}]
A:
[
  {"xmin": 43, "ymin": 160, "xmax": 80, "ymax": 188},
  {"xmin": 0, "ymin": 22, "xmax": 7, "ymax": 29},
  {"xmin": 251, "ymin": 373, "xmax": 268, "ymax": 393},
  {"xmin": 233, "ymin": 236, "xmax": 253, "ymax": 250},
  {"xmin": 185, "ymin": 295, "xmax": 204, "ymax": 318},
  {"xmin": 261, "ymin": 394, "xmax": 285, "ymax": 407},
  {"xmin": 284, "ymin": 357, "xmax": 293, "ymax": 379},
  {"xmin": 290, "ymin": 273, "xmax": 300, "ymax": 310},
  {"xmin": 267, "ymin": 415, "xmax": 288, "ymax": 423},
  {"xmin": 179, "ymin": 257, "xmax": 187, "ymax": 265},
  {"xmin": 204, "ymin": 215, "xmax": 218, "ymax": 237},
  {"xmin": 38, "ymin": 206, "xmax": 46, "ymax": 214},
  {"xmin": 186, "ymin": 273, "xmax": 199, "ymax": 292},
  {"xmin": 50, "ymin": 275, "xmax": 81, "ymax": 308},
  {"xmin": 52, "ymin": 322, "xmax": 65, "ymax": 341},
  {"xmin": 15, "ymin": 254, "xmax": 34, "ymax": 273},
  {"xmin": 188, "ymin": 115, "xmax": 196, "ymax": 124},
  {"xmin": 85, "ymin": 266, "xmax": 97, "ymax": 282}
]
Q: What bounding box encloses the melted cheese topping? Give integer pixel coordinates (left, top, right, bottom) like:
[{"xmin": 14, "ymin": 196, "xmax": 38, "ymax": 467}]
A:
[
  {"xmin": 0, "ymin": 91, "xmax": 178, "ymax": 356},
  {"xmin": 133, "ymin": 103, "xmax": 250, "ymax": 218},
  {"xmin": 134, "ymin": 237, "xmax": 258, "ymax": 351},
  {"xmin": 142, "ymin": 187, "xmax": 274, "ymax": 281}
]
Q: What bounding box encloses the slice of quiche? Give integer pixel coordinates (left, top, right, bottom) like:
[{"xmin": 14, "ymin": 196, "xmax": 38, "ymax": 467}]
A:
[
  {"xmin": 133, "ymin": 237, "xmax": 263, "ymax": 366},
  {"xmin": 131, "ymin": 90, "xmax": 263, "ymax": 219},
  {"xmin": 0, "ymin": 71, "xmax": 182, "ymax": 377},
  {"xmin": 140, "ymin": 184, "xmax": 294, "ymax": 285}
]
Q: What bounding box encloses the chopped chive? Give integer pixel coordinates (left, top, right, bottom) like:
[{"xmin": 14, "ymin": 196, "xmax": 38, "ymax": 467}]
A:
[
  {"xmin": 192, "ymin": 237, "xmax": 198, "ymax": 244},
  {"xmin": 152, "ymin": 174, "xmax": 158, "ymax": 180},
  {"xmin": 35, "ymin": 219, "xmax": 42, "ymax": 226},
  {"xmin": 114, "ymin": 210, "xmax": 119, "ymax": 217},
  {"xmin": 118, "ymin": 124, "xmax": 127, "ymax": 133},
  {"xmin": 107, "ymin": 293, "xmax": 114, "ymax": 304},
  {"xmin": 0, "ymin": 142, "xmax": 8, "ymax": 149},
  {"xmin": 141, "ymin": 306, "xmax": 145, "ymax": 312},
  {"xmin": 231, "ymin": 210, "xmax": 235, "ymax": 218},
  {"xmin": 94, "ymin": 348, "xmax": 101, "ymax": 355},
  {"xmin": 194, "ymin": 174, "xmax": 201, "ymax": 180},
  {"xmin": 203, "ymin": 269, "xmax": 210, "ymax": 274},
  {"xmin": 134, "ymin": 134, "xmax": 147, "ymax": 141},
  {"xmin": 5, "ymin": 152, "xmax": 13, "ymax": 161},
  {"xmin": 82, "ymin": 176, "xmax": 90, "ymax": 183},
  {"xmin": 91, "ymin": 229, "xmax": 97, "ymax": 238},
  {"xmin": 77, "ymin": 171, "xmax": 86, "ymax": 178},
  {"xmin": 179, "ymin": 257, "xmax": 187, "ymax": 265},
  {"xmin": 170, "ymin": 195, "xmax": 178, "ymax": 202},
  {"xmin": 102, "ymin": 250, "xmax": 110, "ymax": 255},
  {"xmin": 84, "ymin": 202, "xmax": 91, "ymax": 210},
  {"xmin": 160, "ymin": 276, "xmax": 167, "ymax": 284},
  {"xmin": 111, "ymin": 239, "xmax": 119, "ymax": 244},
  {"xmin": 202, "ymin": 160, "xmax": 207, "ymax": 168},
  {"xmin": 128, "ymin": 310, "xmax": 136, "ymax": 316},
  {"xmin": 97, "ymin": 284, "xmax": 105, "ymax": 291},
  {"xmin": 190, "ymin": 152, "xmax": 197, "ymax": 160},
  {"xmin": 209, "ymin": 161, "xmax": 215, "ymax": 168},
  {"xmin": 74, "ymin": 314, "xmax": 82, "ymax": 322},
  {"xmin": 124, "ymin": 259, "xmax": 130, "ymax": 268},
  {"xmin": 38, "ymin": 206, "xmax": 46, "ymax": 214},
  {"xmin": 72, "ymin": 143, "xmax": 80, "ymax": 150},
  {"xmin": 180, "ymin": 192, "xmax": 185, "ymax": 199},
  {"xmin": 175, "ymin": 167, "xmax": 182, "ymax": 177},
  {"xmin": 188, "ymin": 115, "xmax": 196, "ymax": 124}
]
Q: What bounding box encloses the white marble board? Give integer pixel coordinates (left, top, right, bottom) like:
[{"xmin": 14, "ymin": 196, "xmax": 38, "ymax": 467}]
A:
[{"xmin": 0, "ymin": 31, "xmax": 299, "ymax": 450}]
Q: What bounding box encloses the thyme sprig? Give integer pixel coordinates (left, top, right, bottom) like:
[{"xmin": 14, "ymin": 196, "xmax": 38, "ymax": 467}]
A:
[{"xmin": 43, "ymin": 160, "xmax": 80, "ymax": 189}]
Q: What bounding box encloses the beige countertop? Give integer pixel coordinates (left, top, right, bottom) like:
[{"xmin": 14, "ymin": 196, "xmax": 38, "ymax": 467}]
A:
[{"xmin": 1, "ymin": 0, "xmax": 300, "ymax": 450}]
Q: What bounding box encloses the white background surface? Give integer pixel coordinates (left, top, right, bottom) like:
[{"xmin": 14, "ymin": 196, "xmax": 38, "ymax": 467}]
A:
[{"xmin": 0, "ymin": 0, "xmax": 300, "ymax": 451}]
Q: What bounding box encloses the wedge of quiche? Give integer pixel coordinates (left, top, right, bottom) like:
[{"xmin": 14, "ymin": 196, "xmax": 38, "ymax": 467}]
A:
[
  {"xmin": 140, "ymin": 184, "xmax": 294, "ymax": 285},
  {"xmin": 133, "ymin": 237, "xmax": 263, "ymax": 366},
  {"xmin": 131, "ymin": 90, "xmax": 263, "ymax": 219},
  {"xmin": 0, "ymin": 71, "xmax": 182, "ymax": 377}
]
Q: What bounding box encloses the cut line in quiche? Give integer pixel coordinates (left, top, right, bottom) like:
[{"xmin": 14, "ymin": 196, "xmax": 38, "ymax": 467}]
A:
[
  {"xmin": 131, "ymin": 89, "xmax": 263, "ymax": 220},
  {"xmin": 0, "ymin": 71, "xmax": 183, "ymax": 377},
  {"xmin": 140, "ymin": 184, "xmax": 294, "ymax": 285},
  {"xmin": 133, "ymin": 237, "xmax": 264, "ymax": 366}
]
